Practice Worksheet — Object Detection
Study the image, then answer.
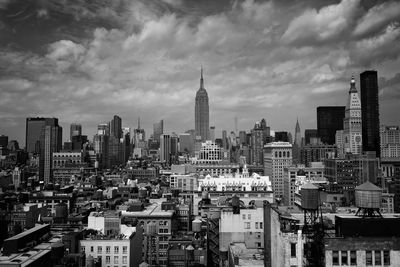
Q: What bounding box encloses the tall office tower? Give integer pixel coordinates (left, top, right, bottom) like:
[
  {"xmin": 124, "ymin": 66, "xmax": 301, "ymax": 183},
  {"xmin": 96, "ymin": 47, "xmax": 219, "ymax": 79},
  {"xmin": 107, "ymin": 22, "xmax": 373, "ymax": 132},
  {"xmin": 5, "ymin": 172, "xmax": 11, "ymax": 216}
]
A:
[
  {"xmin": 93, "ymin": 134, "xmax": 109, "ymax": 169},
  {"xmin": 179, "ymin": 133, "xmax": 194, "ymax": 156},
  {"xmin": 239, "ymin": 131, "xmax": 247, "ymax": 145},
  {"xmin": 160, "ymin": 134, "xmax": 171, "ymax": 165},
  {"xmin": 222, "ymin": 130, "xmax": 227, "ymax": 149},
  {"xmin": 134, "ymin": 117, "xmax": 146, "ymax": 145},
  {"xmin": 122, "ymin": 127, "xmax": 131, "ymax": 163},
  {"xmin": 26, "ymin": 117, "xmax": 58, "ymax": 154},
  {"xmin": 317, "ymin": 106, "xmax": 346, "ymax": 145},
  {"xmin": 41, "ymin": 122, "xmax": 62, "ymax": 183},
  {"xmin": 275, "ymin": 132, "xmax": 289, "ymax": 142},
  {"xmin": 97, "ymin": 123, "xmax": 110, "ymax": 136},
  {"xmin": 360, "ymin": 70, "xmax": 380, "ymax": 158},
  {"xmin": 294, "ymin": 118, "xmax": 301, "ymax": 146},
  {"xmin": 110, "ymin": 115, "xmax": 122, "ymax": 139},
  {"xmin": 195, "ymin": 67, "xmax": 210, "ymax": 141},
  {"xmin": 0, "ymin": 135, "xmax": 8, "ymax": 149},
  {"xmin": 304, "ymin": 129, "xmax": 318, "ymax": 145},
  {"xmin": 209, "ymin": 126, "xmax": 216, "ymax": 142},
  {"xmin": 343, "ymin": 76, "xmax": 363, "ymax": 155},
  {"xmin": 264, "ymin": 142, "xmax": 293, "ymax": 200},
  {"xmin": 260, "ymin": 118, "xmax": 271, "ymax": 144},
  {"xmin": 153, "ymin": 119, "xmax": 164, "ymax": 144},
  {"xmin": 251, "ymin": 121, "xmax": 264, "ymax": 165},
  {"xmin": 380, "ymin": 126, "xmax": 400, "ymax": 158},
  {"xmin": 70, "ymin": 123, "xmax": 82, "ymax": 141}
]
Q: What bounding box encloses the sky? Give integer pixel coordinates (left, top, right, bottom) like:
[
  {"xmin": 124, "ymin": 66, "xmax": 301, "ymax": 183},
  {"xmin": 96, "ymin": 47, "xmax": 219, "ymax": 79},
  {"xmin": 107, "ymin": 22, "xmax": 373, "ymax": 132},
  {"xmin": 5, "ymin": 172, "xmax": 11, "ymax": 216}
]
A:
[{"xmin": 0, "ymin": 0, "xmax": 400, "ymax": 146}]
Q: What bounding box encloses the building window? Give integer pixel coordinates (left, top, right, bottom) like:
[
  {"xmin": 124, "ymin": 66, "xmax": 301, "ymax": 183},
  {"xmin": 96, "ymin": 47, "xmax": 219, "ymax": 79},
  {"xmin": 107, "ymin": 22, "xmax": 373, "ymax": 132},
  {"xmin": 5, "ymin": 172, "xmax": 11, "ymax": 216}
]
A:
[
  {"xmin": 341, "ymin": 251, "xmax": 348, "ymax": 265},
  {"xmin": 366, "ymin": 250, "xmax": 372, "ymax": 265},
  {"xmin": 90, "ymin": 246, "xmax": 94, "ymax": 252},
  {"xmin": 383, "ymin": 250, "xmax": 390, "ymax": 265},
  {"xmin": 332, "ymin": 251, "xmax": 339, "ymax": 265},
  {"xmin": 255, "ymin": 222, "xmax": 259, "ymax": 229},
  {"xmin": 114, "ymin": 256, "xmax": 118, "ymax": 264},
  {"xmin": 123, "ymin": 246, "xmax": 127, "ymax": 254},
  {"xmin": 248, "ymin": 214, "xmax": 251, "ymax": 220},
  {"xmin": 114, "ymin": 246, "xmax": 119, "ymax": 254},
  {"xmin": 350, "ymin": 251, "xmax": 356, "ymax": 265},
  {"xmin": 244, "ymin": 222, "xmax": 250, "ymax": 229},
  {"xmin": 122, "ymin": 256, "xmax": 127, "ymax": 264},
  {"xmin": 106, "ymin": 246, "xmax": 110, "ymax": 254},
  {"xmin": 81, "ymin": 246, "xmax": 85, "ymax": 253},
  {"xmin": 106, "ymin": 256, "xmax": 110, "ymax": 264},
  {"xmin": 291, "ymin": 243, "xmax": 296, "ymax": 258},
  {"xmin": 242, "ymin": 214, "xmax": 246, "ymax": 220},
  {"xmin": 98, "ymin": 246, "xmax": 102, "ymax": 254},
  {"xmin": 260, "ymin": 222, "xmax": 263, "ymax": 229},
  {"xmin": 375, "ymin": 250, "xmax": 381, "ymax": 265}
]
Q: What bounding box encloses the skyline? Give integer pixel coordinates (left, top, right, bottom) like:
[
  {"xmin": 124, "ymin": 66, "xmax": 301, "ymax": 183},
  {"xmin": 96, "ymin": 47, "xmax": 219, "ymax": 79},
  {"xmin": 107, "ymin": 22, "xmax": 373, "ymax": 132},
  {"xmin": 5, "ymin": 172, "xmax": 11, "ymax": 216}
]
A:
[{"xmin": 1, "ymin": 0, "xmax": 400, "ymax": 146}]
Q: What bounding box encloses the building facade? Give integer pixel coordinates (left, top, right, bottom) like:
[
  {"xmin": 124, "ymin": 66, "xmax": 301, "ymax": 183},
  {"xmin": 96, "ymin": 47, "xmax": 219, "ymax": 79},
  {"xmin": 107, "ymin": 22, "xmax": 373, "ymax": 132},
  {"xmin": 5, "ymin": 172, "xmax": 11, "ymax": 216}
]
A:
[
  {"xmin": 317, "ymin": 107, "xmax": 345, "ymax": 145},
  {"xmin": 264, "ymin": 142, "xmax": 293, "ymax": 200}
]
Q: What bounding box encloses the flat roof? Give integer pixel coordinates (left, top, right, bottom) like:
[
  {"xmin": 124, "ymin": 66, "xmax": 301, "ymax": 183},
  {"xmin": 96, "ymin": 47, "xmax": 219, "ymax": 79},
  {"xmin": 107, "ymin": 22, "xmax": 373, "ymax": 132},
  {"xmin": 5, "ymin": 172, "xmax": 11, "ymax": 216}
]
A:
[
  {"xmin": 121, "ymin": 198, "xmax": 174, "ymax": 218},
  {"xmin": 4, "ymin": 224, "xmax": 49, "ymax": 241},
  {"xmin": 229, "ymin": 243, "xmax": 264, "ymax": 267}
]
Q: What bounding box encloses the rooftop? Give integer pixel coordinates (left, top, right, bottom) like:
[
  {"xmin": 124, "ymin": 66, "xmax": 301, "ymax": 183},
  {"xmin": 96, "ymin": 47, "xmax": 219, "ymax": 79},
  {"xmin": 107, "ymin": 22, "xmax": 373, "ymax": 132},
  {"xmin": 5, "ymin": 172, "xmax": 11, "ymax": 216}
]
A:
[
  {"xmin": 121, "ymin": 198, "xmax": 175, "ymax": 218},
  {"xmin": 229, "ymin": 243, "xmax": 264, "ymax": 267}
]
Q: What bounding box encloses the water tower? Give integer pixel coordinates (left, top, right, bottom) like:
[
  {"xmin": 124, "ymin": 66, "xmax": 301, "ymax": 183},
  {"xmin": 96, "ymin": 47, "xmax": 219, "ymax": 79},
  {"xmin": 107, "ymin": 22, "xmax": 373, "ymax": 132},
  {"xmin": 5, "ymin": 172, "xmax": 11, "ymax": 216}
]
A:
[
  {"xmin": 355, "ymin": 181, "xmax": 382, "ymax": 217},
  {"xmin": 300, "ymin": 182, "xmax": 324, "ymax": 267}
]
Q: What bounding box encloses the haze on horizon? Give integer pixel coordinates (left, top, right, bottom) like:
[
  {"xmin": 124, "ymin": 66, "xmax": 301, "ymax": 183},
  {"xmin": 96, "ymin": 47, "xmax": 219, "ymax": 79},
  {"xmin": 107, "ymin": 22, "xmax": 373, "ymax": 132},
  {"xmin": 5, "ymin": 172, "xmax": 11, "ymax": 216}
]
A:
[{"xmin": 1, "ymin": 0, "xmax": 400, "ymax": 146}]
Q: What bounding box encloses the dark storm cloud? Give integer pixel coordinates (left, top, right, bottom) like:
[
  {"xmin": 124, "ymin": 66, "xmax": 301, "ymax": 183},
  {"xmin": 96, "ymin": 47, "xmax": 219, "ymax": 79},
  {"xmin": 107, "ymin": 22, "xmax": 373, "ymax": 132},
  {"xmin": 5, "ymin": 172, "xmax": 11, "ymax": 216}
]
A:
[{"xmin": 0, "ymin": 0, "xmax": 400, "ymax": 144}]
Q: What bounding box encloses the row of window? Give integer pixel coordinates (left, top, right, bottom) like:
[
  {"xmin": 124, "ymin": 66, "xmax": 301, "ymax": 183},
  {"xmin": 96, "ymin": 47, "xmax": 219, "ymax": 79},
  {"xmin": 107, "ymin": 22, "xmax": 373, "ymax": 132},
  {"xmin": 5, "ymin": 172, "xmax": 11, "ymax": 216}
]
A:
[
  {"xmin": 103, "ymin": 255, "xmax": 128, "ymax": 264},
  {"xmin": 332, "ymin": 250, "xmax": 390, "ymax": 266},
  {"xmin": 83, "ymin": 245, "xmax": 128, "ymax": 254},
  {"xmin": 244, "ymin": 222, "xmax": 263, "ymax": 229}
]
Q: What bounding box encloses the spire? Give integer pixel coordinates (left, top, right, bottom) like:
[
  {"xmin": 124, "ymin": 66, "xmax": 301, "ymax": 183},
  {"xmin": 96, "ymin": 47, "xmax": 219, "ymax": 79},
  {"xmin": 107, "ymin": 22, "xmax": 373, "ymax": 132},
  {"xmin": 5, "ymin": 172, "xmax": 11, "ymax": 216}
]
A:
[
  {"xmin": 200, "ymin": 66, "xmax": 204, "ymax": 89},
  {"xmin": 349, "ymin": 75, "xmax": 357, "ymax": 93},
  {"xmin": 138, "ymin": 117, "xmax": 140, "ymax": 129}
]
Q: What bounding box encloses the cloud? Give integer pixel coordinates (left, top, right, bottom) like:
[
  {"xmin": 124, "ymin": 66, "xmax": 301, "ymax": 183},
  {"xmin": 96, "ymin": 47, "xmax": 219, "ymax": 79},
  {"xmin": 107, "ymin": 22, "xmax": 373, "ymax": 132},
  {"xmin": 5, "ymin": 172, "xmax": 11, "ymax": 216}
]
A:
[
  {"xmin": 0, "ymin": 0, "xmax": 400, "ymax": 145},
  {"xmin": 354, "ymin": 24, "xmax": 400, "ymax": 65},
  {"xmin": 281, "ymin": 0, "xmax": 361, "ymax": 45},
  {"xmin": 353, "ymin": 1, "xmax": 400, "ymax": 37}
]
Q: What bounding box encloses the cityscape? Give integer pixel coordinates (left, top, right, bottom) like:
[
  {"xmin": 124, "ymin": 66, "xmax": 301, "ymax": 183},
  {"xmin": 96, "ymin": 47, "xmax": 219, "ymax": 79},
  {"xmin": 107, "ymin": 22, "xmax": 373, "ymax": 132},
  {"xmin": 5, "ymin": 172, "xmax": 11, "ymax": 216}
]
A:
[{"xmin": 1, "ymin": 0, "xmax": 400, "ymax": 267}]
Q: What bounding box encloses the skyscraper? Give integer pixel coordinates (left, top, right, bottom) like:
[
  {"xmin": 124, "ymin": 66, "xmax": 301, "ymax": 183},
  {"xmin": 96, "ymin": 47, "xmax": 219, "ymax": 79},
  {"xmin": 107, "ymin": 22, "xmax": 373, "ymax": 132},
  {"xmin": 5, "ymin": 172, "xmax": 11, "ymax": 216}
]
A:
[
  {"xmin": 304, "ymin": 129, "xmax": 318, "ymax": 145},
  {"xmin": 26, "ymin": 117, "xmax": 58, "ymax": 154},
  {"xmin": 317, "ymin": 106, "xmax": 346, "ymax": 145},
  {"xmin": 42, "ymin": 124, "xmax": 62, "ymax": 183},
  {"xmin": 360, "ymin": 70, "xmax": 380, "ymax": 158},
  {"xmin": 195, "ymin": 67, "xmax": 210, "ymax": 141},
  {"xmin": 160, "ymin": 134, "xmax": 171, "ymax": 165},
  {"xmin": 294, "ymin": 118, "xmax": 301, "ymax": 146},
  {"xmin": 70, "ymin": 123, "xmax": 82, "ymax": 141},
  {"xmin": 110, "ymin": 115, "xmax": 122, "ymax": 139},
  {"xmin": 343, "ymin": 76, "xmax": 362, "ymax": 155},
  {"xmin": 153, "ymin": 119, "xmax": 164, "ymax": 144}
]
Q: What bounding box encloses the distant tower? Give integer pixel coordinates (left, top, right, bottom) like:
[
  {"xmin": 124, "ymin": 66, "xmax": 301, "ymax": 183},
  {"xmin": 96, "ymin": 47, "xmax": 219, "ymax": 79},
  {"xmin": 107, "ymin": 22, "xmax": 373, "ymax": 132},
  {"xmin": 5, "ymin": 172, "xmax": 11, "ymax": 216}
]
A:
[
  {"xmin": 295, "ymin": 118, "xmax": 301, "ymax": 146},
  {"xmin": 195, "ymin": 67, "xmax": 210, "ymax": 142},
  {"xmin": 343, "ymin": 76, "xmax": 362, "ymax": 154}
]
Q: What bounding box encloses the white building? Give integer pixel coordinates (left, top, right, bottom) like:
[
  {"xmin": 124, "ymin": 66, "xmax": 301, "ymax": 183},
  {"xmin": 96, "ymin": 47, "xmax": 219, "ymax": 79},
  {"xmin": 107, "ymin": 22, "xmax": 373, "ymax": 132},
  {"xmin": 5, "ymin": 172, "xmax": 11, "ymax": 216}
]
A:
[
  {"xmin": 194, "ymin": 140, "xmax": 223, "ymax": 164},
  {"xmin": 343, "ymin": 76, "xmax": 362, "ymax": 155},
  {"xmin": 220, "ymin": 207, "xmax": 264, "ymax": 250},
  {"xmin": 264, "ymin": 142, "xmax": 293, "ymax": 200}
]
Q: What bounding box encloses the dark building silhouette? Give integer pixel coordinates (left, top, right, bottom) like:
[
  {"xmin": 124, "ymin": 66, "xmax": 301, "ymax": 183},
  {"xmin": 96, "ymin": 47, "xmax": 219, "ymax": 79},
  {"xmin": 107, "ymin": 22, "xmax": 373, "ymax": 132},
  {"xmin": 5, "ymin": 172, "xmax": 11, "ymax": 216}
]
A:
[
  {"xmin": 195, "ymin": 67, "xmax": 210, "ymax": 142},
  {"xmin": 0, "ymin": 135, "xmax": 8, "ymax": 149},
  {"xmin": 153, "ymin": 119, "xmax": 164, "ymax": 145},
  {"xmin": 275, "ymin": 131, "xmax": 289, "ymax": 142},
  {"xmin": 304, "ymin": 129, "xmax": 318, "ymax": 145},
  {"xmin": 360, "ymin": 70, "xmax": 380, "ymax": 158},
  {"xmin": 110, "ymin": 115, "xmax": 122, "ymax": 139},
  {"xmin": 69, "ymin": 123, "xmax": 82, "ymax": 141},
  {"xmin": 317, "ymin": 106, "xmax": 345, "ymax": 145},
  {"xmin": 26, "ymin": 117, "xmax": 59, "ymax": 154},
  {"xmin": 40, "ymin": 121, "xmax": 63, "ymax": 183}
]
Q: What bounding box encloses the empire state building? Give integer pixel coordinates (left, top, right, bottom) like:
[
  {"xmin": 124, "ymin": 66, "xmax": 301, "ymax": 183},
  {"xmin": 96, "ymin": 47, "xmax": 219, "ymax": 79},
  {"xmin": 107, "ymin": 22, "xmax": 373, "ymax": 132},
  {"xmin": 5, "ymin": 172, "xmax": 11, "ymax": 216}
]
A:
[{"xmin": 195, "ymin": 67, "xmax": 210, "ymax": 141}]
